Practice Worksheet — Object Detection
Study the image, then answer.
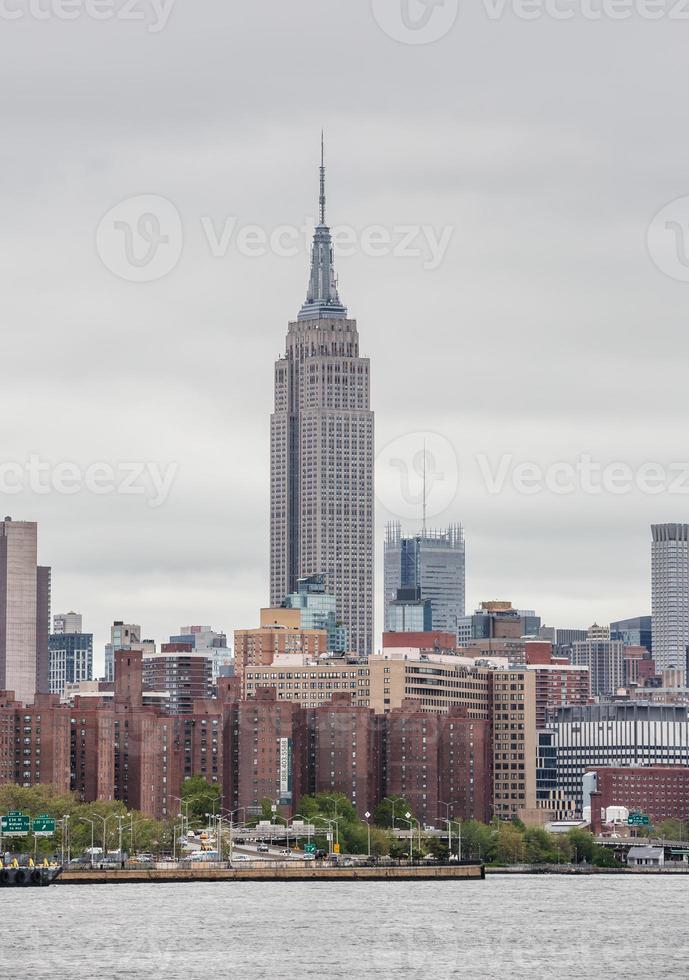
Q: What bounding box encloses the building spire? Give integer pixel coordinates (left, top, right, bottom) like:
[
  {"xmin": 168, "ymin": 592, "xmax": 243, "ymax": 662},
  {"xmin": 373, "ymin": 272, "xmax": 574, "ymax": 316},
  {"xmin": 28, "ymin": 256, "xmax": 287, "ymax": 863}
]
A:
[
  {"xmin": 298, "ymin": 134, "xmax": 347, "ymax": 321},
  {"xmin": 320, "ymin": 130, "xmax": 326, "ymax": 226}
]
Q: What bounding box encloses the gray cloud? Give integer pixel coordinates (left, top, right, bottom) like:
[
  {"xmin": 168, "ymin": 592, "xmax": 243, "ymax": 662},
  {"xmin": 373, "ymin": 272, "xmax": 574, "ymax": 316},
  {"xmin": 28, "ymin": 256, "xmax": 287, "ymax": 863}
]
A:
[{"xmin": 0, "ymin": 1, "xmax": 686, "ymax": 667}]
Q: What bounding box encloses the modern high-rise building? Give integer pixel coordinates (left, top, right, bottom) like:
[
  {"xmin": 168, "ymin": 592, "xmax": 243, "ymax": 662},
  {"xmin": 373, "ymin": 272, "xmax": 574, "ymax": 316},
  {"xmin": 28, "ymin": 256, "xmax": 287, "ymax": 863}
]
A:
[
  {"xmin": 651, "ymin": 523, "xmax": 689, "ymax": 680},
  {"xmin": 282, "ymin": 574, "xmax": 348, "ymax": 652},
  {"xmin": 48, "ymin": 617, "xmax": 93, "ymax": 698},
  {"xmin": 386, "ymin": 587, "xmax": 432, "ymax": 633},
  {"xmin": 570, "ymin": 624, "xmax": 625, "ymax": 698},
  {"xmin": 270, "ymin": 143, "xmax": 374, "ymax": 655},
  {"xmin": 610, "ymin": 615, "xmax": 652, "ymax": 654},
  {"xmin": 0, "ymin": 518, "xmax": 51, "ymax": 704},
  {"xmin": 384, "ymin": 522, "xmax": 465, "ymax": 635}
]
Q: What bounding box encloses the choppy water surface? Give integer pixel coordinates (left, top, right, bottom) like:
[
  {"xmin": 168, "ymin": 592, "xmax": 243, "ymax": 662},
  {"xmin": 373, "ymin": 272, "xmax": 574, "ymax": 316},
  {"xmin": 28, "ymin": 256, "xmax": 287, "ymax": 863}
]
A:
[{"xmin": 4, "ymin": 875, "xmax": 687, "ymax": 978}]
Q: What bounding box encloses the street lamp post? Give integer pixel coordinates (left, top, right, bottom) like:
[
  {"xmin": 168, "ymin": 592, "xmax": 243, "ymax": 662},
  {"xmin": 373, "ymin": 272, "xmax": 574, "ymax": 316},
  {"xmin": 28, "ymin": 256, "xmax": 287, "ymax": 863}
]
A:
[
  {"xmin": 171, "ymin": 797, "xmax": 191, "ymax": 836},
  {"xmin": 292, "ymin": 813, "xmax": 314, "ymax": 854},
  {"xmin": 323, "ymin": 796, "xmax": 340, "ymax": 821},
  {"xmin": 81, "ymin": 818, "xmax": 95, "ymax": 869},
  {"xmin": 116, "ymin": 814, "xmax": 128, "ymax": 862},
  {"xmin": 364, "ymin": 812, "xmax": 371, "ymax": 858},
  {"xmin": 173, "ymin": 822, "xmax": 186, "ymax": 862},
  {"xmin": 399, "ymin": 818, "xmax": 414, "ymax": 863},
  {"xmin": 273, "ymin": 814, "xmax": 291, "ymax": 853},
  {"xmin": 92, "ymin": 814, "xmax": 116, "ymax": 861},
  {"xmin": 440, "ymin": 819, "xmax": 452, "ymax": 861},
  {"xmin": 314, "ymin": 816, "xmax": 339, "ymax": 854},
  {"xmin": 61, "ymin": 815, "xmax": 70, "ymax": 865},
  {"xmin": 383, "ymin": 796, "xmax": 399, "ymax": 830},
  {"xmin": 438, "ymin": 800, "xmax": 458, "ymax": 853}
]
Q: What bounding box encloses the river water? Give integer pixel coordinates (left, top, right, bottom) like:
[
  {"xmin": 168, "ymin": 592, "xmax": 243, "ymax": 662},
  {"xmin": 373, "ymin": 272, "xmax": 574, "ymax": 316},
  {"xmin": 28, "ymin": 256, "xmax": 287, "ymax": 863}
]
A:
[{"xmin": 3, "ymin": 875, "xmax": 687, "ymax": 978}]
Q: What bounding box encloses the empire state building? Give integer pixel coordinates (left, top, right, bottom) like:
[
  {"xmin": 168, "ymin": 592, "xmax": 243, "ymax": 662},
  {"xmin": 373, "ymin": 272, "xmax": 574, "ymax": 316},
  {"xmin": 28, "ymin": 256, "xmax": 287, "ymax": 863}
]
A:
[{"xmin": 270, "ymin": 142, "xmax": 374, "ymax": 656}]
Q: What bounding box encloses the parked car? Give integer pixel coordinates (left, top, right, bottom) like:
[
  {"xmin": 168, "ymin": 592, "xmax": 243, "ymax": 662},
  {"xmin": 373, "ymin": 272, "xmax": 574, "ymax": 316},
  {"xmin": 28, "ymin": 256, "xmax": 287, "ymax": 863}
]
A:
[
  {"xmin": 232, "ymin": 854, "xmax": 251, "ymax": 863},
  {"xmin": 257, "ymin": 843, "xmax": 269, "ymax": 853}
]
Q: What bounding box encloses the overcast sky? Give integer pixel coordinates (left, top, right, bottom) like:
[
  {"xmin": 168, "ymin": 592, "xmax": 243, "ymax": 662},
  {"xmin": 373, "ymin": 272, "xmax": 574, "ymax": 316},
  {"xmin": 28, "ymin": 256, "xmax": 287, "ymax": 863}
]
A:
[{"xmin": 2, "ymin": 2, "xmax": 688, "ymax": 669}]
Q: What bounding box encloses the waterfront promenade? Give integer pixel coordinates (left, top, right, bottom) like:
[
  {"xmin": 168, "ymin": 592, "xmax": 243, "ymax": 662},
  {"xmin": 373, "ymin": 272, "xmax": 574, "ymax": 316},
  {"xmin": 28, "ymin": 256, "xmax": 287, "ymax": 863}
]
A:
[{"xmin": 57, "ymin": 863, "xmax": 485, "ymax": 884}]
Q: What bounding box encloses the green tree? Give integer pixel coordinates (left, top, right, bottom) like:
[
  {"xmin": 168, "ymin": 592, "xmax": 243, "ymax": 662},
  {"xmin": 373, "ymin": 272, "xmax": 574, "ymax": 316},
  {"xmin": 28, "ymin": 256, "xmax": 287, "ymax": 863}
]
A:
[
  {"xmin": 369, "ymin": 826, "xmax": 390, "ymax": 857},
  {"xmin": 388, "ymin": 835, "xmax": 411, "ymax": 859},
  {"xmin": 591, "ymin": 844, "xmax": 623, "ymax": 868},
  {"xmin": 460, "ymin": 820, "xmax": 495, "ymax": 862},
  {"xmin": 550, "ymin": 834, "xmax": 573, "ymax": 864},
  {"xmin": 567, "ymin": 829, "xmax": 596, "ymax": 864},
  {"xmin": 493, "ymin": 822, "xmax": 525, "ymax": 865},
  {"xmin": 372, "ymin": 796, "xmax": 414, "ymax": 829},
  {"xmin": 180, "ymin": 776, "xmax": 221, "ymax": 826},
  {"xmin": 656, "ymin": 819, "xmax": 688, "ymax": 841},
  {"xmin": 523, "ymin": 827, "xmax": 556, "ymax": 865},
  {"xmin": 426, "ymin": 836, "xmax": 450, "ymax": 862}
]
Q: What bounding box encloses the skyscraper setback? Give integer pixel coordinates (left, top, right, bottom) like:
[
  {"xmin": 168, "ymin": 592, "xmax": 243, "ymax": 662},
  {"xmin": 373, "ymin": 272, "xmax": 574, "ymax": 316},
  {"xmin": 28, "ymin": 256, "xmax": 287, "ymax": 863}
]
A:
[{"xmin": 270, "ymin": 143, "xmax": 374, "ymax": 655}]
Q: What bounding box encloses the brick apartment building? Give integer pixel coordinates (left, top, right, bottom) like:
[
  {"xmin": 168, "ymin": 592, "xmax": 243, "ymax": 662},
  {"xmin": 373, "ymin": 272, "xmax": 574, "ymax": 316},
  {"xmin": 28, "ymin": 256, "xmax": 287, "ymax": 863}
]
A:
[
  {"xmin": 305, "ymin": 692, "xmax": 381, "ymax": 818},
  {"xmin": 0, "ymin": 691, "xmax": 70, "ymax": 791},
  {"xmin": 587, "ymin": 765, "xmax": 689, "ymax": 825},
  {"xmin": 384, "ymin": 702, "xmax": 491, "ymax": 826},
  {"xmin": 225, "ymin": 688, "xmax": 308, "ymax": 819},
  {"xmin": 368, "ymin": 651, "xmax": 537, "ymax": 819},
  {"xmin": 0, "ymin": 640, "xmax": 552, "ymax": 826},
  {"xmin": 524, "ymin": 641, "xmax": 590, "ymax": 728}
]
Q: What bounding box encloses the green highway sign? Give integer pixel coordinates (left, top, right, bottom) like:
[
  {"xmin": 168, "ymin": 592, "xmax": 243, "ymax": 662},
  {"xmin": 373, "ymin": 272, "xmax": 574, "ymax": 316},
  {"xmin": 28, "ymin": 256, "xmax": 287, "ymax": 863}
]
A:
[
  {"xmin": 1, "ymin": 811, "xmax": 31, "ymax": 836},
  {"xmin": 33, "ymin": 815, "xmax": 56, "ymax": 835},
  {"xmin": 303, "ymin": 843, "xmax": 316, "ymax": 854},
  {"xmin": 627, "ymin": 812, "xmax": 650, "ymax": 826}
]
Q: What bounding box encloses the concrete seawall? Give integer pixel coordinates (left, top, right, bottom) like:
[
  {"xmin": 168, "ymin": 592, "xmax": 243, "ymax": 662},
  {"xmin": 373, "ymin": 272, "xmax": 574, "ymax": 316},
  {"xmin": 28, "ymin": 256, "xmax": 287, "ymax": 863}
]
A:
[{"xmin": 57, "ymin": 864, "xmax": 485, "ymax": 885}]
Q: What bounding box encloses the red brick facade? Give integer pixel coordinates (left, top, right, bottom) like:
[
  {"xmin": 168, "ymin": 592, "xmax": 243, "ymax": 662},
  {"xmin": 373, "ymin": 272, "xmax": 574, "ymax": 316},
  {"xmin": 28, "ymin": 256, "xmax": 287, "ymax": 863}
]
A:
[
  {"xmin": 1, "ymin": 657, "xmax": 496, "ymax": 826},
  {"xmin": 589, "ymin": 765, "xmax": 689, "ymax": 825}
]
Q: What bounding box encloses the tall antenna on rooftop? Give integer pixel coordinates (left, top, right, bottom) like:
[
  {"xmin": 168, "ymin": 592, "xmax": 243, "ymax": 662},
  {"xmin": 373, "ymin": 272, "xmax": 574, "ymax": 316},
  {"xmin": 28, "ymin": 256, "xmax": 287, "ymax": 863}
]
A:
[{"xmin": 422, "ymin": 438, "xmax": 427, "ymax": 537}]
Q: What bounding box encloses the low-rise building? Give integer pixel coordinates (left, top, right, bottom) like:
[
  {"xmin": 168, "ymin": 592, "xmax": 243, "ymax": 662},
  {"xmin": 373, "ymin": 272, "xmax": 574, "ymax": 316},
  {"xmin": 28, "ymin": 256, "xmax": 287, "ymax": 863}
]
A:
[{"xmin": 585, "ymin": 765, "xmax": 689, "ymax": 826}]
